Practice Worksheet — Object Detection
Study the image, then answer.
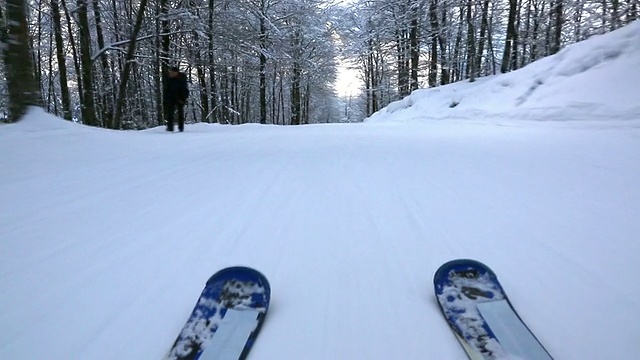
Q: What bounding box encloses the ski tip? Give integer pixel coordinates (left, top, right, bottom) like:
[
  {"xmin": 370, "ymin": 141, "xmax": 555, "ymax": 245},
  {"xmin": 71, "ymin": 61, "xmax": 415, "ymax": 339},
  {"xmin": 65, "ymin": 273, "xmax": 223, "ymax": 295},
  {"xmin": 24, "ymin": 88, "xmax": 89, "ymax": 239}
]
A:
[
  {"xmin": 433, "ymin": 258, "xmax": 498, "ymax": 287},
  {"xmin": 206, "ymin": 266, "xmax": 271, "ymax": 300}
]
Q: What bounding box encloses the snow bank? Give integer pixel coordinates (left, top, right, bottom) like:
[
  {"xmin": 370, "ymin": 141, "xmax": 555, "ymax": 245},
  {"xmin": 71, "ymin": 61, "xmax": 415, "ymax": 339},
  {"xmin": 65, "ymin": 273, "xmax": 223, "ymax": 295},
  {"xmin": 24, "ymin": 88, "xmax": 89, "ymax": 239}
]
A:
[{"xmin": 367, "ymin": 20, "xmax": 640, "ymax": 122}]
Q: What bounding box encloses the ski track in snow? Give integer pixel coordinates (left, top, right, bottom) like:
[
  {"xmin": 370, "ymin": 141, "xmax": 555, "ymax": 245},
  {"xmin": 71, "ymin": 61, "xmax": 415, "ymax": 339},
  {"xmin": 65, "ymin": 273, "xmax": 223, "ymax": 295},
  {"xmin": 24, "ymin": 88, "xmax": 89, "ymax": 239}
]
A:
[{"xmin": 1, "ymin": 115, "xmax": 640, "ymax": 359}]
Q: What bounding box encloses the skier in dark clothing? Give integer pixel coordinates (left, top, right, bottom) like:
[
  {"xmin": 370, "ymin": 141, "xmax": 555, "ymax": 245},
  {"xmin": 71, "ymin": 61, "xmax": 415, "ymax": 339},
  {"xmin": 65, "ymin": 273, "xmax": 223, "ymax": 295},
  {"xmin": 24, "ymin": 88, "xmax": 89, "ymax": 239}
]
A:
[{"xmin": 164, "ymin": 66, "xmax": 189, "ymax": 132}]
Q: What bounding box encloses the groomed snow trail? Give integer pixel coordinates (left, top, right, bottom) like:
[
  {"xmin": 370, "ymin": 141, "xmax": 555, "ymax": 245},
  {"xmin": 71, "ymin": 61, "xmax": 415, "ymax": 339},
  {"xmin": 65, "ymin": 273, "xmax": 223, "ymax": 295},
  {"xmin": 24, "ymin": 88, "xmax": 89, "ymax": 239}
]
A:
[{"xmin": 1, "ymin": 114, "xmax": 639, "ymax": 359}]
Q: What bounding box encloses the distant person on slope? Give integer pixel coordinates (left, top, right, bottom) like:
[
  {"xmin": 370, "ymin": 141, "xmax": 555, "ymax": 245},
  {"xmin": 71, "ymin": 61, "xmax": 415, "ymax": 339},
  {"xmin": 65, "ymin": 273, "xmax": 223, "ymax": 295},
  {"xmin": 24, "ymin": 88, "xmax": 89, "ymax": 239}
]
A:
[{"xmin": 164, "ymin": 66, "xmax": 189, "ymax": 132}]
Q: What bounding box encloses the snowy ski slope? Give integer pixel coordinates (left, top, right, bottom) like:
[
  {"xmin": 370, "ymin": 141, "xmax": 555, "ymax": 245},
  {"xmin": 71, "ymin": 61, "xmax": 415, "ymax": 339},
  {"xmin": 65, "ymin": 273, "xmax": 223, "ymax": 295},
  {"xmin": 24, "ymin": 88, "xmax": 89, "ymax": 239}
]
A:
[{"xmin": 1, "ymin": 21, "xmax": 639, "ymax": 360}]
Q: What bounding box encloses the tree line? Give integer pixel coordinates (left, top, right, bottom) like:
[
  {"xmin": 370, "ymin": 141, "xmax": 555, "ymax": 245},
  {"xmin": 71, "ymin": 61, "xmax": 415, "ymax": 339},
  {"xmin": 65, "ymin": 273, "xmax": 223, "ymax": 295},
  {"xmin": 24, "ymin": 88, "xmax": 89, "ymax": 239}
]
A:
[
  {"xmin": 338, "ymin": 0, "xmax": 637, "ymax": 117},
  {"xmin": 0, "ymin": 0, "xmax": 636, "ymax": 125}
]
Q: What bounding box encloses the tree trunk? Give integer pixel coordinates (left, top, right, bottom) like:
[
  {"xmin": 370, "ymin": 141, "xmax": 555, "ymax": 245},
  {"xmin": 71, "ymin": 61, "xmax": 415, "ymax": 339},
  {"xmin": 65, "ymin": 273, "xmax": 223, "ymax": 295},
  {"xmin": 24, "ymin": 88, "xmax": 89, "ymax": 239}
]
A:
[
  {"xmin": 208, "ymin": 0, "xmax": 219, "ymax": 123},
  {"xmin": 501, "ymin": 0, "xmax": 518, "ymax": 73},
  {"xmin": 154, "ymin": 0, "xmax": 163, "ymax": 126},
  {"xmin": 510, "ymin": 0, "xmax": 521, "ymax": 70},
  {"xmin": 77, "ymin": 0, "xmax": 97, "ymax": 126},
  {"xmin": 409, "ymin": 0, "xmax": 420, "ymax": 92},
  {"xmin": 452, "ymin": 7, "xmax": 464, "ymax": 82},
  {"xmin": 428, "ymin": 0, "xmax": 439, "ymax": 87},
  {"xmin": 475, "ymin": 0, "xmax": 490, "ymax": 77},
  {"xmin": 259, "ymin": 1, "xmax": 268, "ymax": 124},
  {"xmin": 60, "ymin": 0, "xmax": 83, "ymax": 106},
  {"xmin": 193, "ymin": 30, "xmax": 208, "ymax": 123},
  {"xmin": 34, "ymin": 0, "xmax": 43, "ymax": 101},
  {"xmin": 113, "ymin": 0, "xmax": 149, "ymax": 129},
  {"xmin": 47, "ymin": 30, "xmax": 55, "ymax": 113},
  {"xmin": 290, "ymin": 62, "xmax": 301, "ymax": 125},
  {"xmin": 93, "ymin": 0, "xmax": 114, "ymax": 127},
  {"xmin": 520, "ymin": 0, "xmax": 532, "ymax": 68},
  {"xmin": 159, "ymin": 0, "xmax": 170, "ymax": 125},
  {"xmin": 439, "ymin": 7, "xmax": 450, "ymax": 85},
  {"xmin": 550, "ymin": 0, "xmax": 563, "ymax": 54},
  {"xmin": 290, "ymin": 29, "xmax": 302, "ymax": 125},
  {"xmin": 50, "ymin": 0, "xmax": 72, "ymax": 120},
  {"xmin": 3, "ymin": 0, "xmax": 41, "ymax": 122},
  {"xmin": 531, "ymin": 1, "xmax": 545, "ymax": 61},
  {"xmin": 396, "ymin": 28, "xmax": 410, "ymax": 97},
  {"xmin": 466, "ymin": 0, "xmax": 477, "ymax": 82}
]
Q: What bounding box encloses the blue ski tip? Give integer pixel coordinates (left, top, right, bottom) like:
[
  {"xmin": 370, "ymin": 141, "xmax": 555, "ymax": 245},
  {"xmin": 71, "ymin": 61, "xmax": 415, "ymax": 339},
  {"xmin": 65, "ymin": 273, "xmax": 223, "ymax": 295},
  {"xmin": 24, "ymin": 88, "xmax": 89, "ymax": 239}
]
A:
[{"xmin": 433, "ymin": 259, "xmax": 504, "ymax": 296}]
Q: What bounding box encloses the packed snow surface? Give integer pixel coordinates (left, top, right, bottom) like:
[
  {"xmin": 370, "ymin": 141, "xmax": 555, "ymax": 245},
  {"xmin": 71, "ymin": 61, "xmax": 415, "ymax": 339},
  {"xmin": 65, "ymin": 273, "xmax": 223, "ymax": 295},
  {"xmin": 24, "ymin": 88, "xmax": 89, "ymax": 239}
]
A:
[{"xmin": 2, "ymin": 21, "xmax": 640, "ymax": 360}]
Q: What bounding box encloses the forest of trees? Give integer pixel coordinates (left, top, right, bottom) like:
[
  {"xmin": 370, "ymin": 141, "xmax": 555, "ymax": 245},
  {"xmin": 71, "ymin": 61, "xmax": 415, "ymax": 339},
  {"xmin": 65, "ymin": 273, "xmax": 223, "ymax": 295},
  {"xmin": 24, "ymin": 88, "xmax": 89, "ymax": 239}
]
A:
[{"xmin": 0, "ymin": 0, "xmax": 637, "ymax": 127}]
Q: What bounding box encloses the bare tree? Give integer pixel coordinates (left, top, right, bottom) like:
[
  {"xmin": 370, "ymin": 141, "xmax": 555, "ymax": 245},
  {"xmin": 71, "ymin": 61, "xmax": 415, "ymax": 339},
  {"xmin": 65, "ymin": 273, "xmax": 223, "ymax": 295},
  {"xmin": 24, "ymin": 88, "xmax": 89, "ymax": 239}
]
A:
[
  {"xmin": 112, "ymin": 0, "xmax": 149, "ymax": 129},
  {"xmin": 76, "ymin": 0, "xmax": 97, "ymax": 126},
  {"xmin": 501, "ymin": 0, "xmax": 519, "ymax": 73}
]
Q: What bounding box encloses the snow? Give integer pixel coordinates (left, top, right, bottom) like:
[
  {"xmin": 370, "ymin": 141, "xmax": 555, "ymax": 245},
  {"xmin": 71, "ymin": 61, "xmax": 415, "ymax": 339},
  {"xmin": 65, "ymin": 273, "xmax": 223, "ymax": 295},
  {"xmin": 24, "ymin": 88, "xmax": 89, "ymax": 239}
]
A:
[
  {"xmin": 2, "ymin": 21, "xmax": 640, "ymax": 360},
  {"xmin": 368, "ymin": 20, "xmax": 640, "ymax": 123}
]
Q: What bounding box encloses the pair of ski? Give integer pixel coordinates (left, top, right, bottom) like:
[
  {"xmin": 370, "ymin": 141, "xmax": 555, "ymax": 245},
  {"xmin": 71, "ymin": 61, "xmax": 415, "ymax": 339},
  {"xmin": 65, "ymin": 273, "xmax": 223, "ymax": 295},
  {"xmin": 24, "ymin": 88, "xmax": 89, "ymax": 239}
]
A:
[{"xmin": 165, "ymin": 260, "xmax": 553, "ymax": 359}]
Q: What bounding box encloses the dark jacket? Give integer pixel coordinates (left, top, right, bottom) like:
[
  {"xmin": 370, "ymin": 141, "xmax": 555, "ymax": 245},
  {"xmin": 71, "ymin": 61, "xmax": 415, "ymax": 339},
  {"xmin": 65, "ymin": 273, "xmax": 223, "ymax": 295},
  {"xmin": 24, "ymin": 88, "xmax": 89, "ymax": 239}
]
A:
[{"xmin": 165, "ymin": 72, "xmax": 189, "ymax": 105}]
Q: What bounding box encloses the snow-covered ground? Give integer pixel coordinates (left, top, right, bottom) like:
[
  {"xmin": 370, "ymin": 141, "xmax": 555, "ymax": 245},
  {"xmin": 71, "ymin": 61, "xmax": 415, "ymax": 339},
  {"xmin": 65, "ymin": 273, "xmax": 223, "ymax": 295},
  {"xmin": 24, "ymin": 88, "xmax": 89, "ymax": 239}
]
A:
[
  {"xmin": 368, "ymin": 20, "xmax": 640, "ymax": 123},
  {"xmin": 2, "ymin": 21, "xmax": 639, "ymax": 360}
]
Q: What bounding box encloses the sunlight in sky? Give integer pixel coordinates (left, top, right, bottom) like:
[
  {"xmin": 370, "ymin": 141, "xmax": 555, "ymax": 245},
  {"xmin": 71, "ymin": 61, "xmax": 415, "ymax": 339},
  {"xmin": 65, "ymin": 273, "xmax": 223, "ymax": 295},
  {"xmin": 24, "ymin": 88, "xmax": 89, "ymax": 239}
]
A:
[{"xmin": 335, "ymin": 61, "xmax": 361, "ymax": 98}]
